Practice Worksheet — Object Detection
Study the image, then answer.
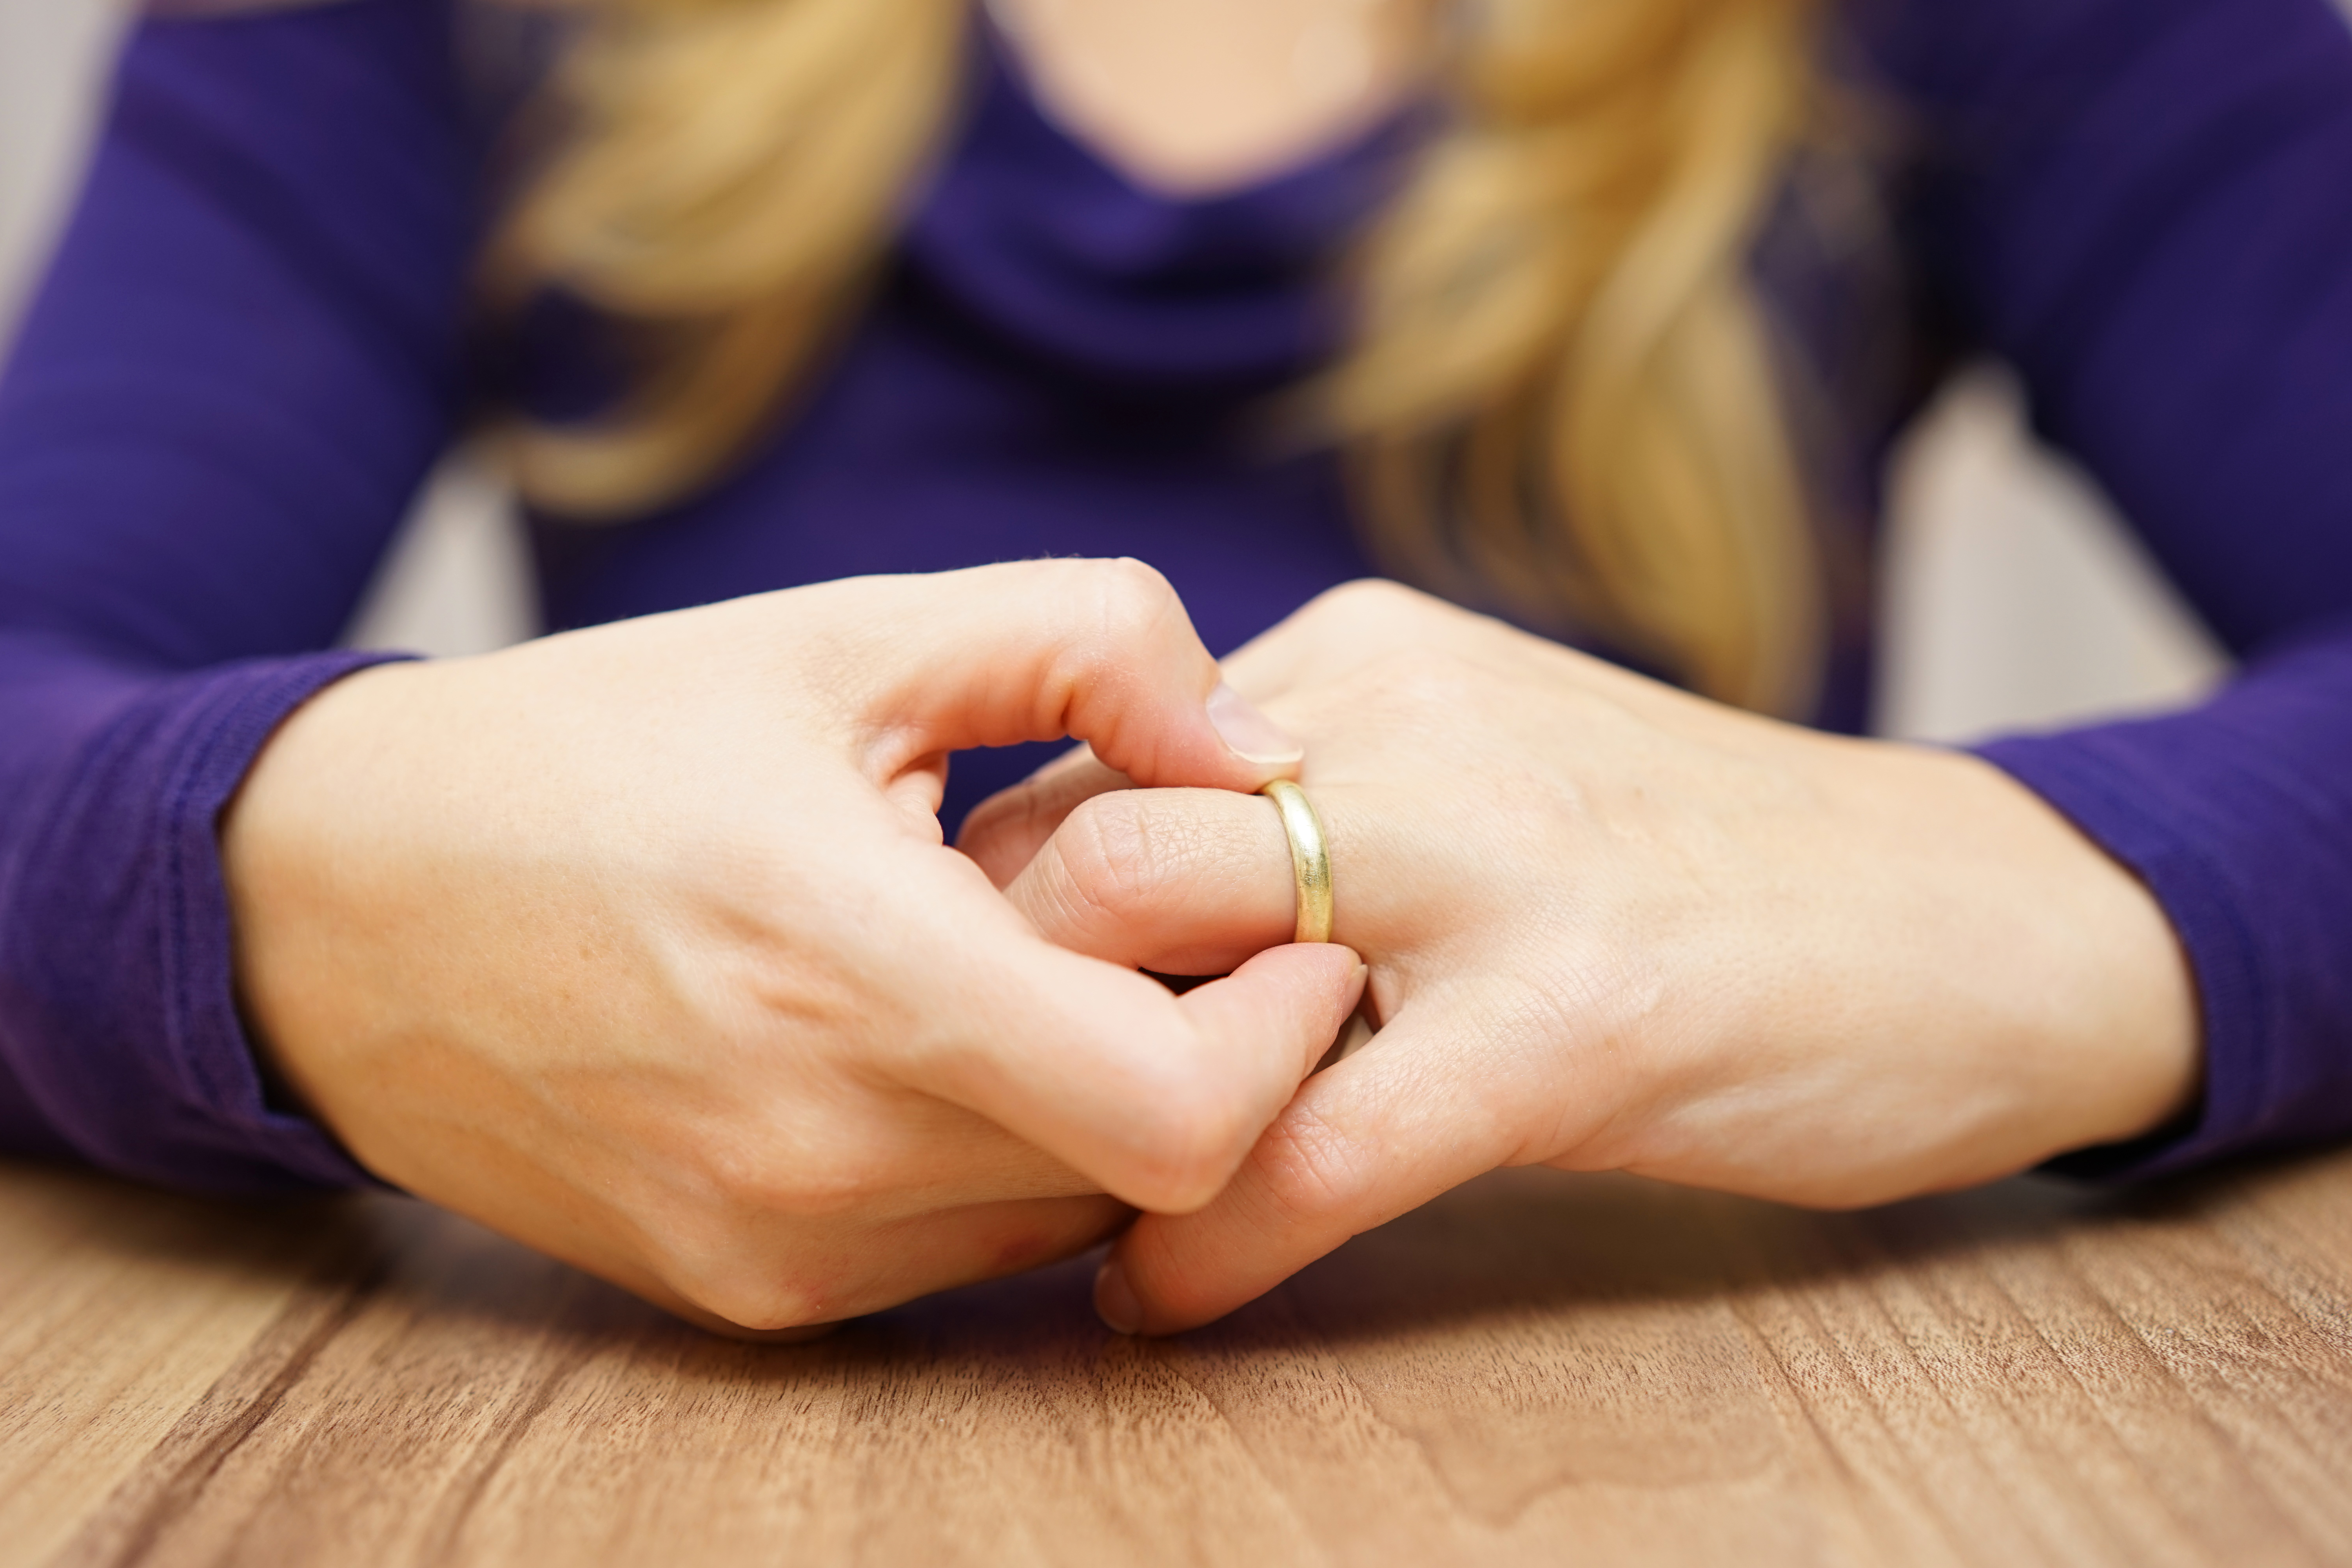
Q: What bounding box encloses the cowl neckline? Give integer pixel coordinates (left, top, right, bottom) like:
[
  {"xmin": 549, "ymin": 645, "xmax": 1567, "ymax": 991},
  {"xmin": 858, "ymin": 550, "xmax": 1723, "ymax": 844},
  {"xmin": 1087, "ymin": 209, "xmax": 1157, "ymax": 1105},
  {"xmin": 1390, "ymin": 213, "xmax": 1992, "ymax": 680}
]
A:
[{"xmin": 897, "ymin": 22, "xmax": 1430, "ymax": 390}]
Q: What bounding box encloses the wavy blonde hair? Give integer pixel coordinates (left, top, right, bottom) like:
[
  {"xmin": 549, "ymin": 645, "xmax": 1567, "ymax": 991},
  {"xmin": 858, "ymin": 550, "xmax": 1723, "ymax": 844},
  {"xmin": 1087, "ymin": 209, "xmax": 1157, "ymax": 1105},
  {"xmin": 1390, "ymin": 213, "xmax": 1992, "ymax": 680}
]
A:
[{"xmin": 492, "ymin": 0, "xmax": 1826, "ymax": 711}]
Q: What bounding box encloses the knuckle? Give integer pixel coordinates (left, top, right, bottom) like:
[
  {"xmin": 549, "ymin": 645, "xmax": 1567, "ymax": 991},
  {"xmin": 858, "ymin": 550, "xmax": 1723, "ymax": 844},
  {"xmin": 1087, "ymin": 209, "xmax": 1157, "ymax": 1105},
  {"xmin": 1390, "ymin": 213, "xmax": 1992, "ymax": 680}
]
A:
[
  {"xmin": 1044, "ymin": 562, "xmax": 1194, "ymax": 768},
  {"xmin": 650, "ymin": 1224, "xmax": 833, "ymax": 1335},
  {"xmin": 1302, "ymin": 577, "xmax": 1430, "ymax": 636},
  {"xmin": 658, "ymin": 1143, "xmax": 890, "ymax": 1332},
  {"xmin": 1084, "ymin": 557, "xmax": 1184, "ymax": 644},
  {"xmin": 1247, "ymin": 1103, "xmax": 1365, "ymax": 1229},
  {"xmin": 681, "ymin": 1268, "xmax": 833, "ymax": 1334},
  {"xmin": 1312, "ymin": 576, "xmax": 1415, "ymax": 617},
  {"xmin": 1126, "ymin": 1068, "xmax": 1258, "ymax": 1212},
  {"xmin": 1055, "ymin": 793, "xmax": 1167, "ymax": 922}
]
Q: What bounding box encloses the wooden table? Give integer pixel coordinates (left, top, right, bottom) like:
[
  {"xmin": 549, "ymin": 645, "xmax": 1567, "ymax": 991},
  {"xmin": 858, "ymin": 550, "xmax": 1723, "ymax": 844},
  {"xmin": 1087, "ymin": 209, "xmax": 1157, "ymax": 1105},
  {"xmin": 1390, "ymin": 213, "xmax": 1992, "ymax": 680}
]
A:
[{"xmin": 7, "ymin": 1149, "xmax": 2352, "ymax": 1568}]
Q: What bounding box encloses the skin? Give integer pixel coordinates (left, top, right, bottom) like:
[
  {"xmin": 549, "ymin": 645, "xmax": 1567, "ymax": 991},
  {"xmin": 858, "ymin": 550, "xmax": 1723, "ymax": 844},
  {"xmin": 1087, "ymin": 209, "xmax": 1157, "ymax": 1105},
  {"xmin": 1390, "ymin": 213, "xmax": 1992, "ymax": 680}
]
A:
[
  {"xmin": 221, "ymin": 2, "xmax": 2189, "ymax": 1343},
  {"xmin": 958, "ymin": 581, "xmax": 2203, "ymax": 1335},
  {"xmin": 989, "ymin": 0, "xmax": 1438, "ymax": 193},
  {"xmin": 223, "ymin": 560, "xmax": 1364, "ymax": 1336}
]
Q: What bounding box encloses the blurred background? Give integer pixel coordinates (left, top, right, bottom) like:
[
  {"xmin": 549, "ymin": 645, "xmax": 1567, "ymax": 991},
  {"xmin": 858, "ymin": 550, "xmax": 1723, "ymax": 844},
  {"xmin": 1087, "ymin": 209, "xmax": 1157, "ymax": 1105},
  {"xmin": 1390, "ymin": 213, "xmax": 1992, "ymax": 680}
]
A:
[{"xmin": 0, "ymin": 0, "xmax": 2228, "ymax": 741}]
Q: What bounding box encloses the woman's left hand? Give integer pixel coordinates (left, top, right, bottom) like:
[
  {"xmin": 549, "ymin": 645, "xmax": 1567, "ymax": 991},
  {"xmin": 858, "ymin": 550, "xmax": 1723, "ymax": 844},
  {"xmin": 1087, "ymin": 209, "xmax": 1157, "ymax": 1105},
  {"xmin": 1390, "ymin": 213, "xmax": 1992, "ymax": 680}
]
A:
[{"xmin": 958, "ymin": 581, "xmax": 2202, "ymax": 1334}]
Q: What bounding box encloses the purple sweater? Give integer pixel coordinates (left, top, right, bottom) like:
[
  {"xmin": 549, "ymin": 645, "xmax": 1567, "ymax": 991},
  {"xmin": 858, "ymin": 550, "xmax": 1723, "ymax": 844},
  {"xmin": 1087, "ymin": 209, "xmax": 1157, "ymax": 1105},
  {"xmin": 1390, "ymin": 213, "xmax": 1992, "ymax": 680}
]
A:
[{"xmin": 1, "ymin": 0, "xmax": 2348, "ymax": 1194}]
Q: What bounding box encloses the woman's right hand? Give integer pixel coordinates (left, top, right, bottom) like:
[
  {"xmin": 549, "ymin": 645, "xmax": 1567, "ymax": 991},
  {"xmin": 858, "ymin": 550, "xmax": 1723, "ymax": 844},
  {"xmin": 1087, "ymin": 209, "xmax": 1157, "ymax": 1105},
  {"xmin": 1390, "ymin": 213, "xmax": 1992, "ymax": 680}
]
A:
[{"xmin": 220, "ymin": 560, "xmax": 1363, "ymax": 1336}]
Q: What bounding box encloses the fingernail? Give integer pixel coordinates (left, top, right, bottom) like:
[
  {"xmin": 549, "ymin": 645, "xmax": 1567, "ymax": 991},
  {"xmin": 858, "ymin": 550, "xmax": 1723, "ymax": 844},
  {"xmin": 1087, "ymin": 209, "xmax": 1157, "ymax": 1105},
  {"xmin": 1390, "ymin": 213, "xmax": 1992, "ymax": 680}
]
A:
[
  {"xmin": 1094, "ymin": 1260, "xmax": 1143, "ymax": 1336},
  {"xmin": 1207, "ymin": 681, "xmax": 1302, "ymax": 767}
]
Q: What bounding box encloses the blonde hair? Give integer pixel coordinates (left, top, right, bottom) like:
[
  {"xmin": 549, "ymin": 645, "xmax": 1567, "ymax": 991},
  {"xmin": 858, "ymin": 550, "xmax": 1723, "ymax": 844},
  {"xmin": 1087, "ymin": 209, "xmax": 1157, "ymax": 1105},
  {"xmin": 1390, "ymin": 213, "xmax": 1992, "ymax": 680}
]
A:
[
  {"xmin": 493, "ymin": 0, "xmax": 1826, "ymax": 710},
  {"xmin": 487, "ymin": 0, "xmax": 969, "ymax": 511}
]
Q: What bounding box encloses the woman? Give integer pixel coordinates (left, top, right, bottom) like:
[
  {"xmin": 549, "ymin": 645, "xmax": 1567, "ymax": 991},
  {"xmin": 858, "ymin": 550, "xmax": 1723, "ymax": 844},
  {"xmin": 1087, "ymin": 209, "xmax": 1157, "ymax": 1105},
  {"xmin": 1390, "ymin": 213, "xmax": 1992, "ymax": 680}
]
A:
[{"xmin": 0, "ymin": 0, "xmax": 2346, "ymax": 1334}]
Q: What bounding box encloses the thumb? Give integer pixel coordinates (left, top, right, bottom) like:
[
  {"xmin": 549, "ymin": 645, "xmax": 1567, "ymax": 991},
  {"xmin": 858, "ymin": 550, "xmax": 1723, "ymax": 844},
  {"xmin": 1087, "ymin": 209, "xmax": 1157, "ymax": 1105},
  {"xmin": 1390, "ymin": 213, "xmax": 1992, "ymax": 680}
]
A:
[{"xmin": 807, "ymin": 559, "xmax": 1302, "ymax": 792}]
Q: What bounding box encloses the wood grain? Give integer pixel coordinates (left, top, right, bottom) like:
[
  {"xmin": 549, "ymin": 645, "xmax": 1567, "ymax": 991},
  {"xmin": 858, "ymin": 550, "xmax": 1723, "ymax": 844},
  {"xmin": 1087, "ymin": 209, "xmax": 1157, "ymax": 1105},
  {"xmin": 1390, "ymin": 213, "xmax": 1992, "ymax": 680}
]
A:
[{"xmin": 6, "ymin": 1148, "xmax": 2352, "ymax": 1568}]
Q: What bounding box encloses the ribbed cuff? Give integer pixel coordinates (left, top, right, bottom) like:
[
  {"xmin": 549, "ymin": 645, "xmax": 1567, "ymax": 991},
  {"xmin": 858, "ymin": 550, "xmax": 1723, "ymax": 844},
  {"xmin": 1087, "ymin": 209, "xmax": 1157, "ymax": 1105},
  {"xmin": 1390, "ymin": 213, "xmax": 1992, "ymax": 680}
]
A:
[
  {"xmin": 1, "ymin": 650, "xmax": 408, "ymax": 1194},
  {"xmin": 1973, "ymin": 627, "xmax": 2352, "ymax": 1181},
  {"xmin": 1976, "ymin": 732, "xmax": 2263, "ymax": 1181}
]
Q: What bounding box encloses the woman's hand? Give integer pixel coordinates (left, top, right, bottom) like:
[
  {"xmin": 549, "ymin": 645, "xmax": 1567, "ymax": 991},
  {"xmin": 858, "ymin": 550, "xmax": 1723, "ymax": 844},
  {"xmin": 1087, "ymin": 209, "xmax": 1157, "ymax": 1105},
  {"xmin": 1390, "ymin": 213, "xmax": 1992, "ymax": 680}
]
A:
[
  {"xmin": 959, "ymin": 580, "xmax": 2201, "ymax": 1333},
  {"xmin": 222, "ymin": 560, "xmax": 1363, "ymax": 1336}
]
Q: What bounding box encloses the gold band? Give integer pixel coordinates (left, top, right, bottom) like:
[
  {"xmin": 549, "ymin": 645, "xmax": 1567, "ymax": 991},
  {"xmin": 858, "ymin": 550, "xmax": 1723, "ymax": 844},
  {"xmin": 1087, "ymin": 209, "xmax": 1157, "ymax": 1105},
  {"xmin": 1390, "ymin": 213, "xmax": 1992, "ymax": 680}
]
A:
[{"xmin": 1259, "ymin": 779, "xmax": 1334, "ymax": 945}]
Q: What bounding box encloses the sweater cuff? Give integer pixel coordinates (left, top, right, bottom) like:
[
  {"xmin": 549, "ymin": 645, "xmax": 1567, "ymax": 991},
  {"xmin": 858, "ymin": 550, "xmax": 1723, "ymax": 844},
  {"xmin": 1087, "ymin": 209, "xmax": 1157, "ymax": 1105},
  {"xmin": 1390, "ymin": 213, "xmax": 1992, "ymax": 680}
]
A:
[
  {"xmin": 0, "ymin": 650, "xmax": 407, "ymax": 1194},
  {"xmin": 1973, "ymin": 632, "xmax": 2352, "ymax": 1181},
  {"xmin": 1975, "ymin": 735, "xmax": 2259, "ymax": 1180}
]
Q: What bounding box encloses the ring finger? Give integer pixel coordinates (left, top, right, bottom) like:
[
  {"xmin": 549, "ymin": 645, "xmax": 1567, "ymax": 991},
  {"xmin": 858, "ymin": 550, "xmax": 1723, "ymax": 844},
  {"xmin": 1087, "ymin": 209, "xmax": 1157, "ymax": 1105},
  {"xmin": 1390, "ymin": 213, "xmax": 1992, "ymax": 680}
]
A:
[{"xmin": 996, "ymin": 785, "xmax": 1299, "ymax": 975}]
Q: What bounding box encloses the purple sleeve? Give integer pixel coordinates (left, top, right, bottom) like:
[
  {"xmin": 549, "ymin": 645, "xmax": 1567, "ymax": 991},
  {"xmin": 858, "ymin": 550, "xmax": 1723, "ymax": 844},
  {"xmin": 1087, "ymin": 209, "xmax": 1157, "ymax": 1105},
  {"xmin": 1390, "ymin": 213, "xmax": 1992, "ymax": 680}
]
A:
[
  {"xmin": 1983, "ymin": 631, "xmax": 2352, "ymax": 1178},
  {"xmin": 0, "ymin": 0, "xmax": 474, "ymax": 1191},
  {"xmin": 1878, "ymin": 0, "xmax": 2352, "ymax": 1173}
]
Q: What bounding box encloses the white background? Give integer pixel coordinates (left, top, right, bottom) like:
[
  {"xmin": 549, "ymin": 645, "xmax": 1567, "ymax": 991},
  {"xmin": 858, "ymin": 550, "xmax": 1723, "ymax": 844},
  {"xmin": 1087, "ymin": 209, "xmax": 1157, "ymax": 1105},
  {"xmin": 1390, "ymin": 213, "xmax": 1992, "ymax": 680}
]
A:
[{"xmin": 0, "ymin": 0, "xmax": 2232, "ymax": 739}]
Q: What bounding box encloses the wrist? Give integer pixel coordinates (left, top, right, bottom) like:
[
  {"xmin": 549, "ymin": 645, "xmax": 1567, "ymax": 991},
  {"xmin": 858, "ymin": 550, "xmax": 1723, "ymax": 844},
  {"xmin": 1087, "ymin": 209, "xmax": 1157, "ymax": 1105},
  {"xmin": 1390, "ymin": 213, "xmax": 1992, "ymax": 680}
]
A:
[
  {"xmin": 1910, "ymin": 746, "xmax": 2203, "ymax": 1160},
  {"xmin": 218, "ymin": 659, "xmax": 429, "ymax": 1141}
]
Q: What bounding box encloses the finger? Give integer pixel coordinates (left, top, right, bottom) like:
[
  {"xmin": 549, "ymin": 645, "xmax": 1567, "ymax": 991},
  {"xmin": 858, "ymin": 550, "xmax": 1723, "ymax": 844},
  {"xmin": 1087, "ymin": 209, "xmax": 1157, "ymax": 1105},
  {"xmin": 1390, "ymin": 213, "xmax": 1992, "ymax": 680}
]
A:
[
  {"xmin": 926, "ymin": 929, "xmax": 1366, "ymax": 1215},
  {"xmin": 615, "ymin": 1195, "xmax": 1136, "ymax": 1336},
  {"xmin": 819, "ymin": 1194, "xmax": 1135, "ymax": 1322},
  {"xmin": 950, "ymin": 577, "xmax": 1412, "ymax": 886},
  {"xmin": 1094, "ymin": 1010, "xmax": 1514, "ymax": 1334},
  {"xmin": 881, "ymin": 750, "xmax": 952, "ymax": 836},
  {"xmin": 997, "ymin": 786, "xmax": 1295, "ymax": 975},
  {"xmin": 808, "ymin": 559, "xmax": 1303, "ymax": 793},
  {"xmin": 1217, "ymin": 577, "xmax": 1468, "ymax": 697},
  {"xmin": 955, "ymin": 748, "xmax": 1132, "ymax": 888},
  {"xmin": 954, "ymin": 578, "xmax": 1469, "ymax": 885}
]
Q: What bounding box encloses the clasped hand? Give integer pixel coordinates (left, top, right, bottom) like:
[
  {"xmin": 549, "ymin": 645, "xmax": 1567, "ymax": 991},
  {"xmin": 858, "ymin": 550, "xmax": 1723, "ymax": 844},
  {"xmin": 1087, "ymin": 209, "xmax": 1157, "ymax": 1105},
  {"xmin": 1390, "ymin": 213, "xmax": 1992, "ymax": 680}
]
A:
[
  {"xmin": 962, "ymin": 580, "xmax": 2200, "ymax": 1334},
  {"xmin": 226, "ymin": 566, "xmax": 2197, "ymax": 1338},
  {"xmin": 225, "ymin": 560, "xmax": 1360, "ymax": 1337}
]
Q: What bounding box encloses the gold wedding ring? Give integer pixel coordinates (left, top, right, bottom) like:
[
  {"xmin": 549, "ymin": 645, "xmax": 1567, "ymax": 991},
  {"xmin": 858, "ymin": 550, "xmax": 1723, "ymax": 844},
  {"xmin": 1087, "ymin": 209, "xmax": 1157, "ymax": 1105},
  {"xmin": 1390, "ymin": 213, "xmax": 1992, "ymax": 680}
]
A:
[{"xmin": 1259, "ymin": 779, "xmax": 1334, "ymax": 945}]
